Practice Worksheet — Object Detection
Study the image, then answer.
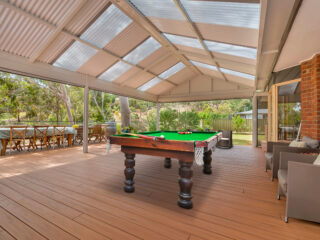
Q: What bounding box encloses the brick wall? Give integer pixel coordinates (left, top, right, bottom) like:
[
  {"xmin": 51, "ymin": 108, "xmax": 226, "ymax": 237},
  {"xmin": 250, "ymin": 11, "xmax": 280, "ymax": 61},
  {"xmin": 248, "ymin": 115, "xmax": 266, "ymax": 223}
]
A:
[{"xmin": 300, "ymin": 53, "xmax": 320, "ymax": 140}]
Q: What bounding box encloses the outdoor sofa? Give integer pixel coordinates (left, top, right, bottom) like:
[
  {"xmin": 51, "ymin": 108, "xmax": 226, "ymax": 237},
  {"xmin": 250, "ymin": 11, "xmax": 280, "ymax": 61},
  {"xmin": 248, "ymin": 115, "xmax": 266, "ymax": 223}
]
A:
[
  {"xmin": 278, "ymin": 152, "xmax": 320, "ymax": 223},
  {"xmin": 265, "ymin": 140, "xmax": 320, "ymax": 181}
]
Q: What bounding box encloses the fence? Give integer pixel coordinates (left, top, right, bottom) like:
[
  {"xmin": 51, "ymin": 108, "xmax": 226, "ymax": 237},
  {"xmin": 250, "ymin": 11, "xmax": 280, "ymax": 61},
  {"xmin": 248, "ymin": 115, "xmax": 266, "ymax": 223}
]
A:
[{"xmin": 212, "ymin": 119, "xmax": 267, "ymax": 133}]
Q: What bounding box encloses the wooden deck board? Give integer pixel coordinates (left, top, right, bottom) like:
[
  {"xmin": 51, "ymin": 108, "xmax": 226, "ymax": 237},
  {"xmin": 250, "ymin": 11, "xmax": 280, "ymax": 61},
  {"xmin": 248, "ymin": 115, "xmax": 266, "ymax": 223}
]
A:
[{"xmin": 0, "ymin": 144, "xmax": 319, "ymax": 240}]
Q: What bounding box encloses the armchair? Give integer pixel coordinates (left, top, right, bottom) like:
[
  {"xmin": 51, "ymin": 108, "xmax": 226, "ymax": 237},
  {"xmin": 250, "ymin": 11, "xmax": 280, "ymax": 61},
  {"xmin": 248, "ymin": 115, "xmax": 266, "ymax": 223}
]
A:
[
  {"xmin": 265, "ymin": 141, "xmax": 320, "ymax": 181},
  {"xmin": 278, "ymin": 152, "xmax": 320, "ymax": 223}
]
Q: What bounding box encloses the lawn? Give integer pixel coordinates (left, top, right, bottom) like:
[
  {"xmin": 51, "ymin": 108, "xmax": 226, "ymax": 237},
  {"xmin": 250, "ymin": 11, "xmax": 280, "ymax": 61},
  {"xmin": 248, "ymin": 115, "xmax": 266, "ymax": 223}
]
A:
[{"xmin": 233, "ymin": 134, "xmax": 265, "ymax": 145}]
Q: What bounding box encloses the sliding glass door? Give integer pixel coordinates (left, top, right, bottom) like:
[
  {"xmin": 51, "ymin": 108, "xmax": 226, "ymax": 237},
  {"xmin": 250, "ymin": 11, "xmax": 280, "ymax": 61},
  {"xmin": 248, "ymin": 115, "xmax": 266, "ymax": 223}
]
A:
[{"xmin": 268, "ymin": 79, "xmax": 301, "ymax": 142}]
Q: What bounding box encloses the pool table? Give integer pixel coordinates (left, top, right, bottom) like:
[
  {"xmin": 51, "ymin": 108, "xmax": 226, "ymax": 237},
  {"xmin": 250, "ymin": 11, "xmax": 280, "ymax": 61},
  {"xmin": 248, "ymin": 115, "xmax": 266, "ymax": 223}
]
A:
[{"xmin": 109, "ymin": 131, "xmax": 221, "ymax": 209}]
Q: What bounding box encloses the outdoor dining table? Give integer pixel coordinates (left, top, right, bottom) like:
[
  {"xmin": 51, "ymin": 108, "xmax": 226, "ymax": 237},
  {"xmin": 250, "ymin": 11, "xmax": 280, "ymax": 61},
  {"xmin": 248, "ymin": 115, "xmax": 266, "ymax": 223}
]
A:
[{"xmin": 0, "ymin": 127, "xmax": 76, "ymax": 156}]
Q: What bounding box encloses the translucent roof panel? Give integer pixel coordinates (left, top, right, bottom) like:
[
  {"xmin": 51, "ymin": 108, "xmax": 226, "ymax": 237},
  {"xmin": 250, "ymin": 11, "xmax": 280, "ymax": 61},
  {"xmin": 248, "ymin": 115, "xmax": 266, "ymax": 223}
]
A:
[
  {"xmin": 204, "ymin": 40, "xmax": 257, "ymax": 59},
  {"xmin": 221, "ymin": 68, "xmax": 255, "ymax": 80},
  {"xmin": 159, "ymin": 62, "xmax": 186, "ymax": 79},
  {"xmin": 164, "ymin": 34, "xmax": 203, "ymax": 49},
  {"xmin": 123, "ymin": 37, "xmax": 161, "ymax": 65},
  {"xmin": 138, "ymin": 77, "xmax": 162, "ymax": 91},
  {"xmin": 180, "ymin": 0, "xmax": 260, "ymax": 29},
  {"xmin": 53, "ymin": 41, "xmax": 98, "ymax": 71},
  {"xmin": 129, "ymin": 0, "xmax": 184, "ymax": 20},
  {"xmin": 80, "ymin": 4, "xmax": 132, "ymax": 48},
  {"xmin": 191, "ymin": 60, "xmax": 217, "ymax": 71},
  {"xmin": 99, "ymin": 61, "xmax": 131, "ymax": 82}
]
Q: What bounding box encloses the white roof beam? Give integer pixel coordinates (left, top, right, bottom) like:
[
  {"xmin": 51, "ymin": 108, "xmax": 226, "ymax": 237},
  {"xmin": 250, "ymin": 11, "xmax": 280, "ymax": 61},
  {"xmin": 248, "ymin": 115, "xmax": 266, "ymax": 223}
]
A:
[
  {"xmin": 178, "ymin": 49, "xmax": 256, "ymax": 75},
  {"xmin": 120, "ymin": 52, "xmax": 177, "ymax": 87},
  {"xmin": 110, "ymin": 0, "xmax": 203, "ymax": 76},
  {"xmin": 173, "ymin": 0, "xmax": 228, "ymax": 82},
  {"xmin": 254, "ymin": 0, "xmax": 268, "ymax": 90},
  {"xmin": 0, "ymin": 51, "xmax": 157, "ymax": 102}
]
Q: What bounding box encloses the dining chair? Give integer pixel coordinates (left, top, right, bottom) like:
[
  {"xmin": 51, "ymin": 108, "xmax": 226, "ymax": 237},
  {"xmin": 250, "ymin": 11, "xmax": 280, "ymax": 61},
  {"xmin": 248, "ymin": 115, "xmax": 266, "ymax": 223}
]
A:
[
  {"xmin": 52, "ymin": 126, "xmax": 66, "ymax": 149},
  {"xmin": 32, "ymin": 125, "xmax": 49, "ymax": 151},
  {"xmin": 9, "ymin": 126, "xmax": 28, "ymax": 154}
]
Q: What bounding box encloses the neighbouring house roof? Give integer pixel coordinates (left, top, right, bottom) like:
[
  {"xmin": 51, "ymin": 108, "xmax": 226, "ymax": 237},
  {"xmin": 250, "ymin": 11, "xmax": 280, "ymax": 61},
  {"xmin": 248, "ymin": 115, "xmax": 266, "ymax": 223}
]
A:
[
  {"xmin": 0, "ymin": 0, "xmax": 317, "ymax": 102},
  {"xmin": 236, "ymin": 109, "xmax": 268, "ymax": 115}
]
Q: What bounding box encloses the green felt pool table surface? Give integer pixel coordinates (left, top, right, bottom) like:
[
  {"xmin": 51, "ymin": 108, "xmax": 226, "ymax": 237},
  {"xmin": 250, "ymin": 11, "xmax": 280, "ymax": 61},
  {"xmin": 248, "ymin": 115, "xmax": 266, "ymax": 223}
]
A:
[{"xmin": 114, "ymin": 131, "xmax": 219, "ymax": 141}]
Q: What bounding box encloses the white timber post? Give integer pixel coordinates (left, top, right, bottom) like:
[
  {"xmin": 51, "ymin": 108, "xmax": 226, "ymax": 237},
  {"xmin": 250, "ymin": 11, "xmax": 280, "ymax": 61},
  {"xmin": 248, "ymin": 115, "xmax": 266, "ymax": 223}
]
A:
[
  {"xmin": 83, "ymin": 76, "xmax": 89, "ymax": 153},
  {"xmin": 252, "ymin": 94, "xmax": 258, "ymax": 147},
  {"xmin": 156, "ymin": 103, "xmax": 160, "ymax": 131}
]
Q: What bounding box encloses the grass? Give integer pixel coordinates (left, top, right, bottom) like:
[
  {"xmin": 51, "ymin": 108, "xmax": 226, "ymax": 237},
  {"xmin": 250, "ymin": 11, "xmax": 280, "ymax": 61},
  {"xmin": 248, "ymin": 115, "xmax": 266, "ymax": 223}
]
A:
[{"xmin": 233, "ymin": 134, "xmax": 266, "ymax": 145}]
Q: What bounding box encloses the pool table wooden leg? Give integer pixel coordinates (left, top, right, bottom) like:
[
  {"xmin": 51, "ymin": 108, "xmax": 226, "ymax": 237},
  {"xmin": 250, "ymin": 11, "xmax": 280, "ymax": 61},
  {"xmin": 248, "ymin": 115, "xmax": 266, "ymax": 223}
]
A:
[
  {"xmin": 203, "ymin": 150, "xmax": 212, "ymax": 174},
  {"xmin": 124, "ymin": 153, "xmax": 135, "ymax": 193},
  {"xmin": 164, "ymin": 157, "xmax": 171, "ymax": 168},
  {"xmin": 178, "ymin": 160, "xmax": 193, "ymax": 209}
]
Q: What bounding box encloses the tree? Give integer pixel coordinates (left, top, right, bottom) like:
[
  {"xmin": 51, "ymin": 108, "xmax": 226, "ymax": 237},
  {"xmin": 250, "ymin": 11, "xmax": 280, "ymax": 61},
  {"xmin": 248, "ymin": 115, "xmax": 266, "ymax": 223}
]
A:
[
  {"xmin": 232, "ymin": 115, "xmax": 246, "ymax": 132},
  {"xmin": 120, "ymin": 96, "xmax": 130, "ymax": 128},
  {"xmin": 147, "ymin": 109, "xmax": 157, "ymax": 131},
  {"xmin": 178, "ymin": 111, "xmax": 200, "ymax": 130},
  {"xmin": 160, "ymin": 108, "xmax": 178, "ymax": 130}
]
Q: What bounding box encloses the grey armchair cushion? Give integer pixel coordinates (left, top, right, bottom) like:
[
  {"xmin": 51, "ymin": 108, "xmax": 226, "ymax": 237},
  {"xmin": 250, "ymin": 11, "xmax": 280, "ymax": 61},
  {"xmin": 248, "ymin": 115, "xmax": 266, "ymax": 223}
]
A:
[
  {"xmin": 278, "ymin": 169, "xmax": 287, "ymax": 192},
  {"xmin": 302, "ymin": 136, "xmax": 319, "ymax": 149}
]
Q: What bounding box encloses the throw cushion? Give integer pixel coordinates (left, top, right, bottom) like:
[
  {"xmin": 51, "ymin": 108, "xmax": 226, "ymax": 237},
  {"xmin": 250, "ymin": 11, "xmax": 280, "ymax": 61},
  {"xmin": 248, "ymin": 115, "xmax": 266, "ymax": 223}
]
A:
[
  {"xmin": 302, "ymin": 136, "xmax": 319, "ymax": 149},
  {"xmin": 314, "ymin": 154, "xmax": 320, "ymax": 165},
  {"xmin": 289, "ymin": 140, "xmax": 307, "ymax": 148}
]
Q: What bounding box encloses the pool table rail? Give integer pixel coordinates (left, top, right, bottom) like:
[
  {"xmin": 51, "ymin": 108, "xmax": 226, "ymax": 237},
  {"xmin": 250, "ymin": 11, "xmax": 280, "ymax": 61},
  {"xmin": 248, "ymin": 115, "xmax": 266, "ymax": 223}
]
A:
[{"xmin": 110, "ymin": 136, "xmax": 195, "ymax": 152}]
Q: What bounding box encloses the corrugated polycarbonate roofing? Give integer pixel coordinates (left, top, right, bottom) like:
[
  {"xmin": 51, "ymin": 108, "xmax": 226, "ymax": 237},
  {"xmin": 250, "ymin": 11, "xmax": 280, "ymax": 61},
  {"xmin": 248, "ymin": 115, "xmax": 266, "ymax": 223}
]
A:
[
  {"xmin": 164, "ymin": 33, "xmax": 203, "ymax": 49},
  {"xmin": 138, "ymin": 77, "xmax": 162, "ymax": 91},
  {"xmin": 53, "ymin": 41, "xmax": 98, "ymax": 71},
  {"xmin": 80, "ymin": 4, "xmax": 132, "ymax": 48},
  {"xmin": 123, "ymin": 37, "xmax": 161, "ymax": 65},
  {"xmin": 99, "ymin": 61, "xmax": 132, "ymax": 82},
  {"xmin": 159, "ymin": 62, "xmax": 186, "ymax": 79},
  {"xmin": 221, "ymin": 68, "xmax": 255, "ymax": 80},
  {"xmin": 204, "ymin": 40, "xmax": 257, "ymax": 59},
  {"xmin": 129, "ymin": 0, "xmax": 184, "ymax": 20},
  {"xmin": 191, "ymin": 60, "xmax": 217, "ymax": 71},
  {"xmin": 181, "ymin": 0, "xmax": 260, "ymax": 29}
]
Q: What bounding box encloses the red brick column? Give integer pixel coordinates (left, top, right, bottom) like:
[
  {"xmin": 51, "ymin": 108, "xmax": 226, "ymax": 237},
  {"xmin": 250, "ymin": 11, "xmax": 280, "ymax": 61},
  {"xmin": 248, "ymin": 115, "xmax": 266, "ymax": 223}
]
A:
[{"xmin": 300, "ymin": 53, "xmax": 320, "ymax": 140}]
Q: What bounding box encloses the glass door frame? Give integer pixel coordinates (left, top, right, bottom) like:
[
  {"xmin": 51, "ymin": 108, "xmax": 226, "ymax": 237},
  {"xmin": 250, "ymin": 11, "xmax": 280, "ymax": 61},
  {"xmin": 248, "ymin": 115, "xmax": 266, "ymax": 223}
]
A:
[{"xmin": 268, "ymin": 78, "xmax": 301, "ymax": 142}]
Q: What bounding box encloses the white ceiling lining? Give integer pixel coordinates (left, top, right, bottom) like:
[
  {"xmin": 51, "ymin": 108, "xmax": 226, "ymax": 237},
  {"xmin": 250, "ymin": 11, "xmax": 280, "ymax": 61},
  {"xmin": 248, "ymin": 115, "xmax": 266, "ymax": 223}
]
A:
[
  {"xmin": 255, "ymin": 0, "xmax": 301, "ymax": 90},
  {"xmin": 274, "ymin": 0, "xmax": 320, "ymax": 72}
]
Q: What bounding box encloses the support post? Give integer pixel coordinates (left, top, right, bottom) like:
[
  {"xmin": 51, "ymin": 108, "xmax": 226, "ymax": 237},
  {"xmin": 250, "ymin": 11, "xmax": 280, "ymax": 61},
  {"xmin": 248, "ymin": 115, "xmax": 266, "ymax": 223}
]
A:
[
  {"xmin": 252, "ymin": 94, "xmax": 258, "ymax": 147},
  {"xmin": 156, "ymin": 103, "xmax": 160, "ymax": 131},
  {"xmin": 83, "ymin": 77, "xmax": 89, "ymax": 153}
]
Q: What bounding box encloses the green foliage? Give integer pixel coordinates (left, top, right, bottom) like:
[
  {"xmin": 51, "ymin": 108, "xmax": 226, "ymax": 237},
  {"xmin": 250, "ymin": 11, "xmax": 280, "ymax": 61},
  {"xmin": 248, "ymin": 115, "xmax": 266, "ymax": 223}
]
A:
[
  {"xmin": 147, "ymin": 110, "xmax": 157, "ymax": 131},
  {"xmin": 160, "ymin": 108, "xmax": 178, "ymax": 130},
  {"xmin": 177, "ymin": 111, "xmax": 200, "ymax": 131},
  {"xmin": 232, "ymin": 115, "xmax": 247, "ymax": 132}
]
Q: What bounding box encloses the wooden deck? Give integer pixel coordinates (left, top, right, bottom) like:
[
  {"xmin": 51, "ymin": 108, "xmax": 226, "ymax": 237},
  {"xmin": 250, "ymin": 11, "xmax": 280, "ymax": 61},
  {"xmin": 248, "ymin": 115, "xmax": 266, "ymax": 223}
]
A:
[{"xmin": 0, "ymin": 145, "xmax": 319, "ymax": 240}]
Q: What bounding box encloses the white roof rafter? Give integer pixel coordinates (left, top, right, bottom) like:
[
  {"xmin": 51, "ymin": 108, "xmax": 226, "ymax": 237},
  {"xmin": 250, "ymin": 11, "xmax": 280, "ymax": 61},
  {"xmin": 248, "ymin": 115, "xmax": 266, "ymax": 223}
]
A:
[
  {"xmin": 110, "ymin": 0, "xmax": 203, "ymax": 76},
  {"xmin": 173, "ymin": 0, "xmax": 229, "ymax": 82}
]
